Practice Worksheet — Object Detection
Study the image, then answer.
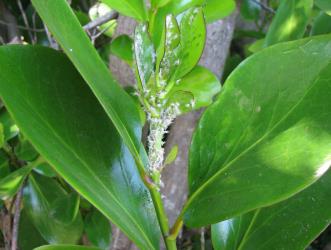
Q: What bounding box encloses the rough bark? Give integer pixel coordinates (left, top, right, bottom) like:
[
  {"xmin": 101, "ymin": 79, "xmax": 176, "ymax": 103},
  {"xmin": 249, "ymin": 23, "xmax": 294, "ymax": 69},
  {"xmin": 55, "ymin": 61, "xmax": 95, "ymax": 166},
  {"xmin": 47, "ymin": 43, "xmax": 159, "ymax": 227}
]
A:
[{"xmin": 109, "ymin": 12, "xmax": 237, "ymax": 250}]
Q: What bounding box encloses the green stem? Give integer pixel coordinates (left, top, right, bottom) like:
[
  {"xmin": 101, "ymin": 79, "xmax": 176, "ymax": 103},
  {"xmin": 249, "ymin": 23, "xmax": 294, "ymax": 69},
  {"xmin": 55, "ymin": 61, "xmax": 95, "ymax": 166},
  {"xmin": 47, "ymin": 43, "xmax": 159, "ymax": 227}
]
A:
[{"xmin": 145, "ymin": 176, "xmax": 177, "ymax": 249}]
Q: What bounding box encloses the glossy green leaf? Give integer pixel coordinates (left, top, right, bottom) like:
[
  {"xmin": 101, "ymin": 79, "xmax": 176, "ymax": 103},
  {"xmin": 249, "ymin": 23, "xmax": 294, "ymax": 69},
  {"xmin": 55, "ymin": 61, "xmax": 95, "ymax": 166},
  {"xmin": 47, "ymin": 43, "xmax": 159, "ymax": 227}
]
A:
[
  {"xmin": 85, "ymin": 209, "xmax": 112, "ymax": 250},
  {"xmin": 34, "ymin": 245, "xmax": 101, "ymax": 250},
  {"xmin": 173, "ymin": 7, "xmax": 206, "ymax": 79},
  {"xmin": 240, "ymin": 0, "xmax": 261, "ymax": 20},
  {"xmin": 185, "ymin": 35, "xmax": 331, "ymax": 227},
  {"xmin": 15, "ymin": 139, "xmax": 39, "ymax": 162},
  {"xmin": 166, "ymin": 66, "xmax": 221, "ymax": 112},
  {"xmin": 134, "ymin": 24, "xmax": 155, "ymax": 87},
  {"xmin": 0, "ymin": 46, "xmax": 159, "ymax": 249},
  {"xmin": 19, "ymin": 210, "xmax": 48, "ymax": 250},
  {"xmin": 0, "ymin": 109, "xmax": 19, "ymax": 141},
  {"xmin": 204, "ymin": 0, "xmax": 236, "ymax": 23},
  {"xmin": 33, "ymin": 160, "xmax": 57, "ymax": 178},
  {"xmin": 31, "ymin": 0, "xmax": 147, "ymax": 171},
  {"xmin": 110, "ymin": 35, "xmax": 133, "ymax": 63},
  {"xmin": 213, "ymin": 169, "xmax": 331, "ymax": 250},
  {"xmin": 51, "ymin": 193, "xmax": 80, "ymax": 224},
  {"xmin": 265, "ymin": 0, "xmax": 313, "ymax": 47},
  {"xmin": 0, "ymin": 165, "xmax": 33, "ymax": 200},
  {"xmin": 24, "ymin": 174, "xmax": 84, "ymax": 244},
  {"xmin": 315, "ymin": 0, "xmax": 331, "ymax": 15},
  {"xmin": 0, "ymin": 151, "xmax": 9, "ymax": 179},
  {"xmin": 100, "ymin": 0, "xmax": 147, "ymax": 20},
  {"xmin": 211, "ymin": 213, "xmax": 254, "ymax": 250},
  {"xmin": 164, "ymin": 0, "xmax": 205, "ymax": 14},
  {"xmin": 311, "ymin": 12, "xmax": 331, "ymax": 35}
]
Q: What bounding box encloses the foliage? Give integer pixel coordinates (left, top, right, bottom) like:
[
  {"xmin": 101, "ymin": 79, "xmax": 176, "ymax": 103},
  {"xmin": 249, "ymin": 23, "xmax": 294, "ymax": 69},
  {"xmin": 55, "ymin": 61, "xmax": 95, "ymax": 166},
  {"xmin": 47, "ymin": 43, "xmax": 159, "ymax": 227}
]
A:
[{"xmin": 0, "ymin": 0, "xmax": 330, "ymax": 250}]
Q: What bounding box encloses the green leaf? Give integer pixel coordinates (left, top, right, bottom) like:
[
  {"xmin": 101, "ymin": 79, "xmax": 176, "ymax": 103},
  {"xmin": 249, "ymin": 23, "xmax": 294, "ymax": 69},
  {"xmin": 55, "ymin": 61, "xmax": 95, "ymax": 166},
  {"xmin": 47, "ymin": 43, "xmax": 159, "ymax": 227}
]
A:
[
  {"xmin": 163, "ymin": 0, "xmax": 205, "ymax": 14},
  {"xmin": 110, "ymin": 35, "xmax": 133, "ymax": 63},
  {"xmin": 51, "ymin": 193, "xmax": 80, "ymax": 224},
  {"xmin": 185, "ymin": 35, "xmax": 331, "ymax": 227},
  {"xmin": 204, "ymin": 0, "xmax": 236, "ymax": 23},
  {"xmin": 134, "ymin": 24, "xmax": 155, "ymax": 87},
  {"xmin": 0, "ymin": 109, "xmax": 19, "ymax": 141},
  {"xmin": 0, "ymin": 165, "xmax": 33, "ymax": 200},
  {"xmin": 85, "ymin": 209, "xmax": 112, "ymax": 250},
  {"xmin": 31, "ymin": 0, "xmax": 147, "ymax": 172},
  {"xmin": 0, "ymin": 151, "xmax": 9, "ymax": 179},
  {"xmin": 19, "ymin": 210, "xmax": 48, "ymax": 250},
  {"xmin": 211, "ymin": 213, "xmax": 254, "ymax": 250},
  {"xmin": 173, "ymin": 7, "xmax": 206, "ymax": 79},
  {"xmin": 213, "ymin": 169, "xmax": 331, "ymax": 250},
  {"xmin": 315, "ymin": 0, "xmax": 331, "ymax": 15},
  {"xmin": 24, "ymin": 174, "xmax": 84, "ymax": 244},
  {"xmin": 240, "ymin": 0, "xmax": 261, "ymax": 20},
  {"xmin": 164, "ymin": 145, "xmax": 178, "ymax": 166},
  {"xmin": 0, "ymin": 46, "xmax": 159, "ymax": 249},
  {"xmin": 15, "ymin": 139, "xmax": 39, "ymax": 162},
  {"xmin": 264, "ymin": 0, "xmax": 313, "ymax": 47},
  {"xmin": 311, "ymin": 12, "xmax": 331, "ymax": 35},
  {"xmin": 34, "ymin": 245, "xmax": 101, "ymax": 250},
  {"xmin": 151, "ymin": 0, "xmax": 172, "ymax": 8},
  {"xmin": 0, "ymin": 123, "xmax": 4, "ymax": 148},
  {"xmin": 166, "ymin": 66, "xmax": 221, "ymax": 112},
  {"xmin": 100, "ymin": 0, "xmax": 147, "ymax": 20}
]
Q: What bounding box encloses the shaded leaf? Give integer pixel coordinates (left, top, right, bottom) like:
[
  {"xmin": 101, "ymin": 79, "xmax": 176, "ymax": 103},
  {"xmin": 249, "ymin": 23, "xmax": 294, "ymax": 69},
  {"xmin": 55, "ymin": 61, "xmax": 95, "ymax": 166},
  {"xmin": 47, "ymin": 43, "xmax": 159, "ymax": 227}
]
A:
[
  {"xmin": 110, "ymin": 35, "xmax": 133, "ymax": 63},
  {"xmin": 0, "ymin": 165, "xmax": 33, "ymax": 200},
  {"xmin": 85, "ymin": 208, "xmax": 112, "ymax": 250},
  {"xmin": 311, "ymin": 12, "xmax": 331, "ymax": 35},
  {"xmin": 24, "ymin": 174, "xmax": 84, "ymax": 244},
  {"xmin": 213, "ymin": 168, "xmax": 331, "ymax": 250},
  {"xmin": 34, "ymin": 245, "xmax": 101, "ymax": 250},
  {"xmin": 265, "ymin": 0, "xmax": 313, "ymax": 46}
]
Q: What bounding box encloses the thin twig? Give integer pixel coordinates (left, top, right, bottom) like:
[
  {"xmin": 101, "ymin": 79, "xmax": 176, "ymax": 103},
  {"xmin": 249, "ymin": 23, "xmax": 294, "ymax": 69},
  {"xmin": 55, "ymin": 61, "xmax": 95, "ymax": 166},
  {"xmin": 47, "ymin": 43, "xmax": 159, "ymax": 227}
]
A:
[
  {"xmin": 0, "ymin": 20, "xmax": 45, "ymax": 32},
  {"xmin": 31, "ymin": 11, "xmax": 38, "ymax": 44},
  {"xmin": 44, "ymin": 23, "xmax": 59, "ymax": 50},
  {"xmin": 16, "ymin": 0, "xmax": 34, "ymax": 42},
  {"xmin": 83, "ymin": 11, "xmax": 118, "ymax": 31},
  {"xmin": 252, "ymin": 0, "xmax": 275, "ymax": 14},
  {"xmin": 200, "ymin": 227, "xmax": 205, "ymax": 250},
  {"xmin": 10, "ymin": 187, "xmax": 23, "ymax": 250},
  {"xmin": 90, "ymin": 21, "xmax": 116, "ymax": 44}
]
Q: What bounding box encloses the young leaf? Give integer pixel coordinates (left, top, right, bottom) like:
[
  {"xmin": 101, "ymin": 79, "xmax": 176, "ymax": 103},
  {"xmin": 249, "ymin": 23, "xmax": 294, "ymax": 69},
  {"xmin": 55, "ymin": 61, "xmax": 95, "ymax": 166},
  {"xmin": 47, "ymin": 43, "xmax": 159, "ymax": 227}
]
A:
[
  {"xmin": 110, "ymin": 35, "xmax": 133, "ymax": 63},
  {"xmin": 31, "ymin": 0, "xmax": 147, "ymax": 172},
  {"xmin": 24, "ymin": 174, "xmax": 84, "ymax": 244},
  {"xmin": 0, "ymin": 46, "xmax": 159, "ymax": 249},
  {"xmin": 34, "ymin": 246, "xmax": 101, "ymax": 250},
  {"xmin": 134, "ymin": 24, "xmax": 155, "ymax": 87},
  {"xmin": 173, "ymin": 7, "xmax": 206, "ymax": 79},
  {"xmin": 85, "ymin": 209, "xmax": 112, "ymax": 250},
  {"xmin": 100, "ymin": 0, "xmax": 148, "ymax": 20},
  {"xmin": 185, "ymin": 35, "xmax": 331, "ymax": 227},
  {"xmin": 264, "ymin": 0, "xmax": 313, "ymax": 47},
  {"xmin": 164, "ymin": 145, "xmax": 178, "ymax": 166},
  {"xmin": 204, "ymin": 0, "xmax": 236, "ymax": 23},
  {"xmin": 165, "ymin": 66, "xmax": 221, "ymax": 112},
  {"xmin": 0, "ymin": 165, "xmax": 33, "ymax": 200},
  {"xmin": 212, "ymin": 168, "xmax": 331, "ymax": 250}
]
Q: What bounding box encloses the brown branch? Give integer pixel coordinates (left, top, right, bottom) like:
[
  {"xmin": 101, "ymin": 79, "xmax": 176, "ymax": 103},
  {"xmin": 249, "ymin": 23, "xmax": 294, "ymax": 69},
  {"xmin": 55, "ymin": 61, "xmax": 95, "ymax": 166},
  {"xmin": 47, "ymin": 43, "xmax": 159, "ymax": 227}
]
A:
[
  {"xmin": 16, "ymin": 0, "xmax": 34, "ymax": 42},
  {"xmin": 83, "ymin": 11, "xmax": 118, "ymax": 31},
  {"xmin": 10, "ymin": 187, "xmax": 23, "ymax": 250}
]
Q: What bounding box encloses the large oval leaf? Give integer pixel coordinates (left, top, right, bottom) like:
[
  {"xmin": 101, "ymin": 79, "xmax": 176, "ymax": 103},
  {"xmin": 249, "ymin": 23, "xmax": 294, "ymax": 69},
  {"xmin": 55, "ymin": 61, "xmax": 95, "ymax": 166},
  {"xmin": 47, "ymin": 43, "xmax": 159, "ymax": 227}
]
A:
[
  {"xmin": 185, "ymin": 35, "xmax": 331, "ymax": 227},
  {"xmin": 265, "ymin": 0, "xmax": 313, "ymax": 46},
  {"xmin": 212, "ymin": 168, "xmax": 331, "ymax": 250},
  {"xmin": 31, "ymin": 0, "xmax": 147, "ymax": 172},
  {"xmin": 0, "ymin": 46, "xmax": 159, "ymax": 249}
]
